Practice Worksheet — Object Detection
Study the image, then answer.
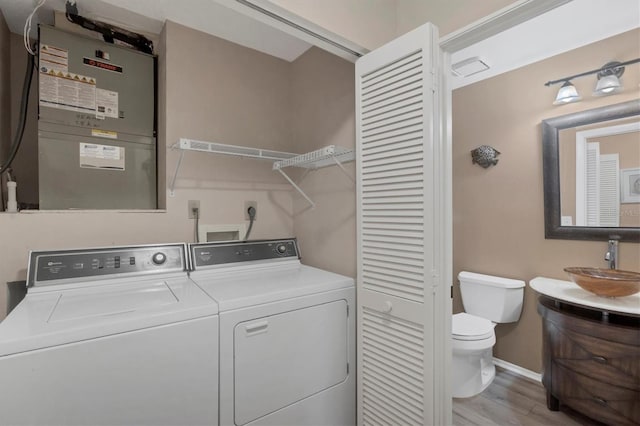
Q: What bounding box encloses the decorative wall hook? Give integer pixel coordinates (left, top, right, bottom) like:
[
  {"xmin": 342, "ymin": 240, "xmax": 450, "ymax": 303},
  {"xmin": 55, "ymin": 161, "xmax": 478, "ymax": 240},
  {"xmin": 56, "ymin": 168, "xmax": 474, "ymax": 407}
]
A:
[{"xmin": 471, "ymin": 145, "xmax": 500, "ymax": 168}]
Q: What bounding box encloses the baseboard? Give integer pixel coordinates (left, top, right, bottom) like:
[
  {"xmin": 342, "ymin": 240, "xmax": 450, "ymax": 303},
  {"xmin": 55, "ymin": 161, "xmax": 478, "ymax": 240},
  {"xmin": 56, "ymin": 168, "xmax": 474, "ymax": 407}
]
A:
[{"xmin": 493, "ymin": 357, "xmax": 542, "ymax": 383}]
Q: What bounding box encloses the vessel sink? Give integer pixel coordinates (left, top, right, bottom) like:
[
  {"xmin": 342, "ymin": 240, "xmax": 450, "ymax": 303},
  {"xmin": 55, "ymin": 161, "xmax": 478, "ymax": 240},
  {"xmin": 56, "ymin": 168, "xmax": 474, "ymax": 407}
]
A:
[{"xmin": 564, "ymin": 267, "xmax": 640, "ymax": 297}]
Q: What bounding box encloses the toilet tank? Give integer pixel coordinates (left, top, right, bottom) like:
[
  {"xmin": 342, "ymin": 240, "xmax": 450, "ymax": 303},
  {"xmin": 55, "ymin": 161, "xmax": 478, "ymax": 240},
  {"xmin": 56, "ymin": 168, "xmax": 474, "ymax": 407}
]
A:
[{"xmin": 458, "ymin": 271, "xmax": 525, "ymax": 323}]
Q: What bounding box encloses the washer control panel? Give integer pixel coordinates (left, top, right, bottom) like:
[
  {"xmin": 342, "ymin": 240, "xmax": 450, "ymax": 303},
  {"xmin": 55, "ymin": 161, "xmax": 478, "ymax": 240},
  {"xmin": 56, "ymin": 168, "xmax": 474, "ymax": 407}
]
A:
[
  {"xmin": 28, "ymin": 244, "xmax": 186, "ymax": 287},
  {"xmin": 191, "ymin": 239, "xmax": 299, "ymax": 268}
]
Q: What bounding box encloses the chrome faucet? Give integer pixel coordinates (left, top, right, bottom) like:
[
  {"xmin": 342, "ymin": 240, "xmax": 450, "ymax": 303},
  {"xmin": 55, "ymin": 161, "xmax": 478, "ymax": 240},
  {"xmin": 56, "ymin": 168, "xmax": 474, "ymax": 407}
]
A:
[{"xmin": 605, "ymin": 239, "xmax": 618, "ymax": 269}]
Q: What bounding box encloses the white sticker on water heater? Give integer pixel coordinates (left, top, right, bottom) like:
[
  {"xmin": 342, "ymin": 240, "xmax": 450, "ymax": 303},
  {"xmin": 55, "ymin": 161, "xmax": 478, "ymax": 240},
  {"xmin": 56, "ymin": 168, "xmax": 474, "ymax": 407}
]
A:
[
  {"xmin": 39, "ymin": 44, "xmax": 68, "ymax": 72},
  {"xmin": 80, "ymin": 143, "xmax": 125, "ymax": 170},
  {"xmin": 95, "ymin": 88, "xmax": 119, "ymax": 119},
  {"xmin": 39, "ymin": 70, "xmax": 96, "ymax": 113}
]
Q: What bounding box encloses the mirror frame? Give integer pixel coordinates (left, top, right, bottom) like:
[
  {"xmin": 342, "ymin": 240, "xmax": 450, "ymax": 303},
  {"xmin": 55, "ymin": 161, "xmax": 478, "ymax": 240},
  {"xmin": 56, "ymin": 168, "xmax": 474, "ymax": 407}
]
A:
[{"xmin": 542, "ymin": 99, "xmax": 640, "ymax": 242}]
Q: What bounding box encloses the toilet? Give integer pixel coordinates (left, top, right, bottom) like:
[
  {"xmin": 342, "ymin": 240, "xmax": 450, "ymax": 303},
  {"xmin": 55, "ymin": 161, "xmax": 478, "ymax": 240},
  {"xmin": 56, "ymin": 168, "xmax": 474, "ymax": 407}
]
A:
[{"xmin": 452, "ymin": 271, "xmax": 525, "ymax": 398}]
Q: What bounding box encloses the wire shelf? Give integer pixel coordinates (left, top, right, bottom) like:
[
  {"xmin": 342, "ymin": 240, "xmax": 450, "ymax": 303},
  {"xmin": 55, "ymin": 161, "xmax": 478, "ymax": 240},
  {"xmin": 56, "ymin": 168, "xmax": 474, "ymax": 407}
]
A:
[
  {"xmin": 178, "ymin": 138, "xmax": 297, "ymax": 161},
  {"xmin": 171, "ymin": 139, "xmax": 355, "ymax": 206},
  {"xmin": 273, "ymin": 145, "xmax": 355, "ymax": 170}
]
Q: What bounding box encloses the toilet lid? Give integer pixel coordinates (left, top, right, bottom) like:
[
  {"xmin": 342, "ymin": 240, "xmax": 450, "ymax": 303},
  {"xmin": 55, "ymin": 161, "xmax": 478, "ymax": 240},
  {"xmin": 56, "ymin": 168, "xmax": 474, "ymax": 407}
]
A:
[{"xmin": 452, "ymin": 313, "xmax": 494, "ymax": 341}]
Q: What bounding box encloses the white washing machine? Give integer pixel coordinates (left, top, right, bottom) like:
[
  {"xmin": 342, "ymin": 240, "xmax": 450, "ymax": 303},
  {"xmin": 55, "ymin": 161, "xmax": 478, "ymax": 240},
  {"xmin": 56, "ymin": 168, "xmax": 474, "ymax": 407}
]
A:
[
  {"xmin": 0, "ymin": 244, "xmax": 219, "ymax": 426},
  {"xmin": 188, "ymin": 238, "xmax": 355, "ymax": 426}
]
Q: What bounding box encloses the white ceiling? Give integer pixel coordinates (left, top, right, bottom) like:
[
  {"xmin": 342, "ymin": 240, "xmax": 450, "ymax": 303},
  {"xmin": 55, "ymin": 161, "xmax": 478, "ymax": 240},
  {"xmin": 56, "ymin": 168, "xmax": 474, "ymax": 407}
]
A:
[
  {"xmin": 450, "ymin": 0, "xmax": 640, "ymax": 89},
  {"xmin": 0, "ymin": 0, "xmax": 638, "ymax": 84}
]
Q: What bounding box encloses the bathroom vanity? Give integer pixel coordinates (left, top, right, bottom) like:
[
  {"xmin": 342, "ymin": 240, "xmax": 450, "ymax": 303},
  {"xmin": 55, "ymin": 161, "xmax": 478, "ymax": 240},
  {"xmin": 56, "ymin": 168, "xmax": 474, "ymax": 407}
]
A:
[{"xmin": 530, "ymin": 277, "xmax": 640, "ymax": 426}]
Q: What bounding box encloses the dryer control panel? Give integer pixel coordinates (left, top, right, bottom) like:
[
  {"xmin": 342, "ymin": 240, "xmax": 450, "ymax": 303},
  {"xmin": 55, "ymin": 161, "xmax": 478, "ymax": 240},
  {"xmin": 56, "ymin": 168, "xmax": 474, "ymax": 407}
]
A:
[
  {"xmin": 190, "ymin": 239, "xmax": 299, "ymax": 268},
  {"xmin": 28, "ymin": 244, "xmax": 186, "ymax": 287}
]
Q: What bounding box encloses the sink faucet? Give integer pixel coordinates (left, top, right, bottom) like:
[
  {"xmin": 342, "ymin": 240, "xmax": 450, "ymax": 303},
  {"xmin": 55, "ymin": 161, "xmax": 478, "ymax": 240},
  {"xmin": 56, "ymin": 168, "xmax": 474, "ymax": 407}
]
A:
[{"xmin": 605, "ymin": 239, "xmax": 618, "ymax": 269}]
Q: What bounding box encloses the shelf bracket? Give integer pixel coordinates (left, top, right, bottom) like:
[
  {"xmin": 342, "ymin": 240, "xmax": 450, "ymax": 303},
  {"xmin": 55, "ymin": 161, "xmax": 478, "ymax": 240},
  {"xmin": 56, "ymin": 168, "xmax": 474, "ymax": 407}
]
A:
[
  {"xmin": 271, "ymin": 145, "xmax": 355, "ymax": 208},
  {"xmin": 169, "ymin": 145, "xmax": 185, "ymax": 197},
  {"xmin": 276, "ymin": 169, "xmax": 316, "ymax": 208},
  {"xmin": 332, "ymin": 156, "xmax": 355, "ymax": 183}
]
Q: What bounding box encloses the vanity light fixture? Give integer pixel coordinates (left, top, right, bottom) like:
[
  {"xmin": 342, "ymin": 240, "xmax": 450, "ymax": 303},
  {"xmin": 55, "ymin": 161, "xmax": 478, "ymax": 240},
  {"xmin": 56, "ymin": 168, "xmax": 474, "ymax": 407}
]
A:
[
  {"xmin": 593, "ymin": 61, "xmax": 623, "ymax": 96},
  {"xmin": 545, "ymin": 57, "xmax": 640, "ymax": 105},
  {"xmin": 553, "ymin": 81, "xmax": 581, "ymax": 105}
]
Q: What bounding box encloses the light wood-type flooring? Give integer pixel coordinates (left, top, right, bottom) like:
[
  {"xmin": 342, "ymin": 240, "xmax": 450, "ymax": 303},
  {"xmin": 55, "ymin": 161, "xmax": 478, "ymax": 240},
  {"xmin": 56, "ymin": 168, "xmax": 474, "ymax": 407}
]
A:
[{"xmin": 453, "ymin": 367, "xmax": 605, "ymax": 426}]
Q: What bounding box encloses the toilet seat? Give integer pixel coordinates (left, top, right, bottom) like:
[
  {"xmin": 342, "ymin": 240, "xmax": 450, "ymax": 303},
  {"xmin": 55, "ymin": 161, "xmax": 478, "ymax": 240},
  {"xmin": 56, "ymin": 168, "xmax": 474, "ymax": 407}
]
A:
[{"xmin": 452, "ymin": 313, "xmax": 494, "ymax": 341}]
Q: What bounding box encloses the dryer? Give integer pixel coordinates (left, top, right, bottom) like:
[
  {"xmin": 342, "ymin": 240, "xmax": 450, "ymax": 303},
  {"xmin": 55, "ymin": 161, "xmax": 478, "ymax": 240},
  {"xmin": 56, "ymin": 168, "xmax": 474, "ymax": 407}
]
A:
[
  {"xmin": 0, "ymin": 244, "xmax": 219, "ymax": 425},
  {"xmin": 189, "ymin": 238, "xmax": 355, "ymax": 426}
]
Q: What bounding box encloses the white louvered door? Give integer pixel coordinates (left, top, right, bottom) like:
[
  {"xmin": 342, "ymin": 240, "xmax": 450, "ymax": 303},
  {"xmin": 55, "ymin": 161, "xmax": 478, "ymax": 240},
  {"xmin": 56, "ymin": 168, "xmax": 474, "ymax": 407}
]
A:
[
  {"xmin": 582, "ymin": 144, "xmax": 620, "ymax": 226},
  {"xmin": 585, "ymin": 142, "xmax": 601, "ymax": 226},
  {"xmin": 599, "ymin": 154, "xmax": 619, "ymax": 227},
  {"xmin": 356, "ymin": 23, "xmax": 449, "ymax": 426}
]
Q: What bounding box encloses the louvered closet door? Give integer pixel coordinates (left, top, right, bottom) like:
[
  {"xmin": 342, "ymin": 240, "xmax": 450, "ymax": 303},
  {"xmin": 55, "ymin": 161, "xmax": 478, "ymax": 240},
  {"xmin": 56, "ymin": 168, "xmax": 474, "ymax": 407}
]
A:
[
  {"xmin": 599, "ymin": 153, "xmax": 619, "ymax": 226},
  {"xmin": 356, "ymin": 23, "xmax": 444, "ymax": 426},
  {"xmin": 585, "ymin": 142, "xmax": 601, "ymax": 226}
]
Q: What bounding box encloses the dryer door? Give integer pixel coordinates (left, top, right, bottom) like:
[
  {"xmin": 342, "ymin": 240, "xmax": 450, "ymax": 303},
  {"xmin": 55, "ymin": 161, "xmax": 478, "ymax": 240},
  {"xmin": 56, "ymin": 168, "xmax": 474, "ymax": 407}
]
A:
[{"xmin": 233, "ymin": 300, "xmax": 348, "ymax": 425}]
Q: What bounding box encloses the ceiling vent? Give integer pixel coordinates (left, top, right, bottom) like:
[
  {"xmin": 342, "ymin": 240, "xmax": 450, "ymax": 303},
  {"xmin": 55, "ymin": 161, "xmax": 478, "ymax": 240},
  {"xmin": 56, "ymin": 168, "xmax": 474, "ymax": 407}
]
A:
[{"xmin": 452, "ymin": 57, "xmax": 490, "ymax": 77}]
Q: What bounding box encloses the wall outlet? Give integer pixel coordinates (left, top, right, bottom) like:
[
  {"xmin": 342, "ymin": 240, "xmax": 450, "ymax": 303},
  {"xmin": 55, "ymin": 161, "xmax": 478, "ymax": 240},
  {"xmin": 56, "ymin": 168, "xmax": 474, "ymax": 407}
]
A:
[
  {"xmin": 244, "ymin": 201, "xmax": 257, "ymax": 220},
  {"xmin": 188, "ymin": 200, "xmax": 200, "ymax": 219}
]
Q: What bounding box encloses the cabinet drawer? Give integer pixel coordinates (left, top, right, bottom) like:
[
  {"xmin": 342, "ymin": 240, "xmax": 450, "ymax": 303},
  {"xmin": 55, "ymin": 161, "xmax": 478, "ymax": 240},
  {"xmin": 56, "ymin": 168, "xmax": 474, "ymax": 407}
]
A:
[
  {"xmin": 558, "ymin": 325, "xmax": 640, "ymax": 358},
  {"xmin": 552, "ymin": 363, "xmax": 640, "ymax": 426},
  {"xmin": 546, "ymin": 321, "xmax": 640, "ymax": 390},
  {"xmin": 539, "ymin": 297, "xmax": 640, "ymax": 346}
]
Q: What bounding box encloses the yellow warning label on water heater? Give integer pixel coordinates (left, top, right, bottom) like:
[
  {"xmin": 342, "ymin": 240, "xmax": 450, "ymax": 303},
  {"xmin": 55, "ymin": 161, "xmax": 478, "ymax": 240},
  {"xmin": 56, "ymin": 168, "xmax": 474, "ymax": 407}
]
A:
[{"xmin": 91, "ymin": 129, "xmax": 118, "ymax": 139}]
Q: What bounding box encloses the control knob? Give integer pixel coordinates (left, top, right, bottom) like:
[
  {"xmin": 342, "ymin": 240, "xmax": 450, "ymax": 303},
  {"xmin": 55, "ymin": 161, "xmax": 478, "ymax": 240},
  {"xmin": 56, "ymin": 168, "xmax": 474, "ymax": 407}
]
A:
[
  {"xmin": 152, "ymin": 252, "xmax": 167, "ymax": 265},
  {"xmin": 276, "ymin": 244, "xmax": 287, "ymax": 254}
]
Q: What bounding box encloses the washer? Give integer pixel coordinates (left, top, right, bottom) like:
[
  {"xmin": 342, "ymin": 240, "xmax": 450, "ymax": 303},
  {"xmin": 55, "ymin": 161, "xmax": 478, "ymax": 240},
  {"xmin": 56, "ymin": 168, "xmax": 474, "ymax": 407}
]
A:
[
  {"xmin": 0, "ymin": 244, "xmax": 219, "ymax": 426},
  {"xmin": 189, "ymin": 238, "xmax": 355, "ymax": 426}
]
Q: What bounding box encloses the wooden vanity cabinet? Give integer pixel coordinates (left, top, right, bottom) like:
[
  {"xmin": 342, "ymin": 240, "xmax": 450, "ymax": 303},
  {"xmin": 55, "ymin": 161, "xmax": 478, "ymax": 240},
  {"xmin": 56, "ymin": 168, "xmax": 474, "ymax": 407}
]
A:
[{"xmin": 538, "ymin": 296, "xmax": 640, "ymax": 426}]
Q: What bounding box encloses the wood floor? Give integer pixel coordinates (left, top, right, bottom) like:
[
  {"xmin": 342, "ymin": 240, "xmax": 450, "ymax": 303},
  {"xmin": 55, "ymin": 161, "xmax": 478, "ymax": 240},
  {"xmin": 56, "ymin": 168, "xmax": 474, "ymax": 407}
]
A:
[{"xmin": 452, "ymin": 367, "xmax": 605, "ymax": 426}]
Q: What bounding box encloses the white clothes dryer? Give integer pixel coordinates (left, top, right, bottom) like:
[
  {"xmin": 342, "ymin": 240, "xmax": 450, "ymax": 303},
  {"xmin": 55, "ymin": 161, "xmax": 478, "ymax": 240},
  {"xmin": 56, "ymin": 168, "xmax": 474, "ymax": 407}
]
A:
[
  {"xmin": 0, "ymin": 244, "xmax": 219, "ymax": 426},
  {"xmin": 188, "ymin": 238, "xmax": 355, "ymax": 426}
]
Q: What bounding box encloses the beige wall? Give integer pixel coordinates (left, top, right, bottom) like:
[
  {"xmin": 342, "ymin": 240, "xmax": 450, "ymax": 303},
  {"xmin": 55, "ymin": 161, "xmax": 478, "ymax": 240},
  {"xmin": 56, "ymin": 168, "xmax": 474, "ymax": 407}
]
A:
[
  {"xmin": 558, "ymin": 127, "xmax": 577, "ymax": 222},
  {"xmin": 271, "ymin": 0, "xmax": 518, "ymax": 50},
  {"xmin": 0, "ymin": 22, "xmax": 355, "ymax": 319},
  {"xmin": 395, "ymin": 0, "xmax": 516, "ymax": 37},
  {"xmin": 452, "ymin": 28, "xmax": 640, "ymax": 373},
  {"xmin": 161, "ymin": 20, "xmax": 296, "ymax": 238},
  {"xmin": 290, "ymin": 47, "xmax": 356, "ymax": 277},
  {"xmin": 269, "ymin": 0, "xmax": 397, "ymax": 51}
]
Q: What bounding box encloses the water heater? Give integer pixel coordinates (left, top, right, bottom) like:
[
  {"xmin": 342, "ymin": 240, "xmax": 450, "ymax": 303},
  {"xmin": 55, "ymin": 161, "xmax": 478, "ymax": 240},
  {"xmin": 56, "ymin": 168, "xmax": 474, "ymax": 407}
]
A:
[{"xmin": 38, "ymin": 25, "xmax": 156, "ymax": 209}]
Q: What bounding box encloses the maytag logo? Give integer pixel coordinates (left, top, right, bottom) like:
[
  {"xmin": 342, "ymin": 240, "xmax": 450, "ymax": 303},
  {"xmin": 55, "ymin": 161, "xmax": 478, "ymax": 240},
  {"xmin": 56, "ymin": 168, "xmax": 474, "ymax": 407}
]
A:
[{"xmin": 47, "ymin": 261, "xmax": 62, "ymax": 266}]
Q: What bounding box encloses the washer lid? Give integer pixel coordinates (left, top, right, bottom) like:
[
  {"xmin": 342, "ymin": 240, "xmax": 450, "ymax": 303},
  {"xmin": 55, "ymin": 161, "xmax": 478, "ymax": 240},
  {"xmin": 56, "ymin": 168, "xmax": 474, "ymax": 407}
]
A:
[
  {"xmin": 190, "ymin": 262, "xmax": 354, "ymax": 312},
  {"xmin": 0, "ymin": 274, "xmax": 218, "ymax": 356},
  {"xmin": 452, "ymin": 313, "xmax": 494, "ymax": 340}
]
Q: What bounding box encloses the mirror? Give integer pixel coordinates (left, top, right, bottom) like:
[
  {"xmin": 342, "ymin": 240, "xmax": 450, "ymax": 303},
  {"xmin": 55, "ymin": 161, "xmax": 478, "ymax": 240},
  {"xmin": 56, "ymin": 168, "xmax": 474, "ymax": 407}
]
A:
[
  {"xmin": 542, "ymin": 99, "xmax": 640, "ymax": 242},
  {"xmin": 559, "ymin": 117, "xmax": 640, "ymax": 227}
]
